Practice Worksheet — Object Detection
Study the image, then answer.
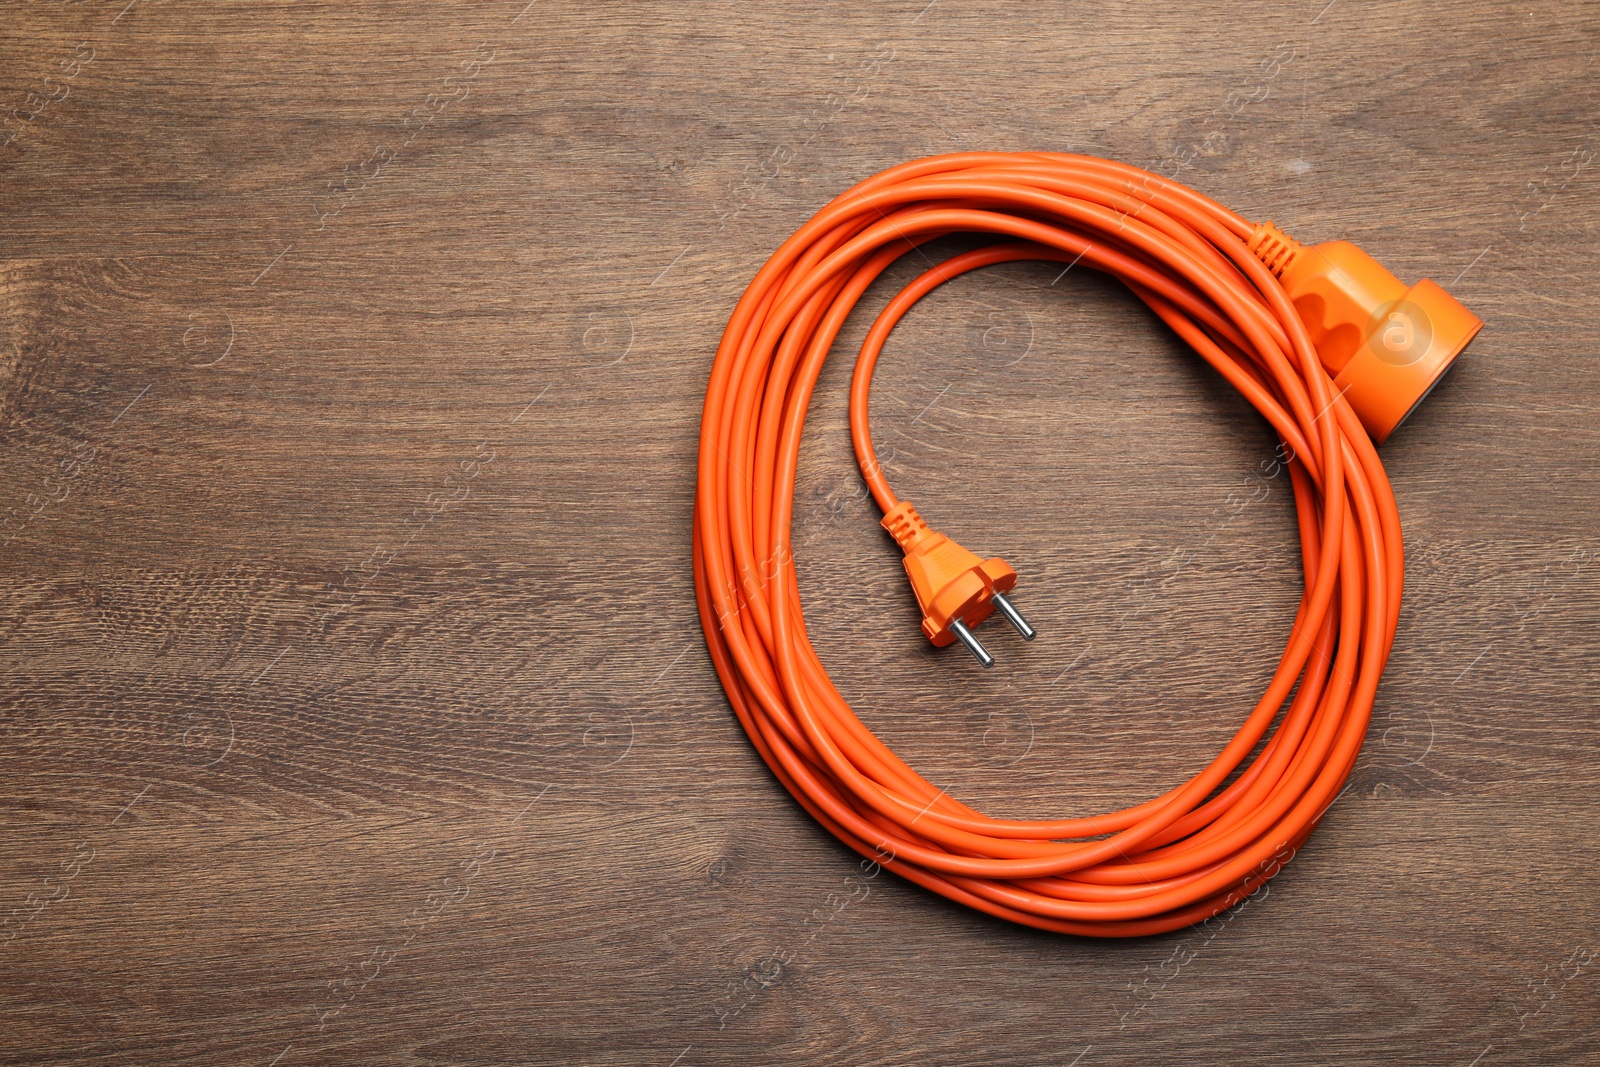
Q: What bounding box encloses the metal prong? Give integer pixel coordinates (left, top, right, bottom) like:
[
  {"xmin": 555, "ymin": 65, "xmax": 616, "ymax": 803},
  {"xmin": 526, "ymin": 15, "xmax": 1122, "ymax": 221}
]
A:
[
  {"xmin": 948, "ymin": 619, "xmax": 994, "ymax": 668},
  {"xmin": 991, "ymin": 592, "xmax": 1036, "ymax": 641}
]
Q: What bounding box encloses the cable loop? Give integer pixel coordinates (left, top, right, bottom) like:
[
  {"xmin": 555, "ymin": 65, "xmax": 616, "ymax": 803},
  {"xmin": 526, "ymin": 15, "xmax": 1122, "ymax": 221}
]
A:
[{"xmin": 694, "ymin": 152, "xmax": 1403, "ymax": 936}]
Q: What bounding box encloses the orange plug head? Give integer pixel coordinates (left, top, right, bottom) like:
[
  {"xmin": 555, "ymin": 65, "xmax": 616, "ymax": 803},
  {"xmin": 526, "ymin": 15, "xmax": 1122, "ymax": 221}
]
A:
[
  {"xmin": 1250, "ymin": 222, "xmax": 1484, "ymax": 443},
  {"xmin": 880, "ymin": 500, "xmax": 1031, "ymax": 667}
]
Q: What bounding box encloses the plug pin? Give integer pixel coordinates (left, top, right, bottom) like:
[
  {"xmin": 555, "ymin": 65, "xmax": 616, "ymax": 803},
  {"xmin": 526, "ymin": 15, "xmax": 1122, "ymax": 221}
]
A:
[
  {"xmin": 991, "ymin": 592, "xmax": 1036, "ymax": 641},
  {"xmin": 949, "ymin": 619, "xmax": 995, "ymax": 668}
]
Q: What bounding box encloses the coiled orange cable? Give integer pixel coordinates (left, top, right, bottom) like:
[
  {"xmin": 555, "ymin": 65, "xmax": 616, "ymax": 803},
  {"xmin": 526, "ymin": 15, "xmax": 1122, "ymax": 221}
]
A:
[{"xmin": 693, "ymin": 152, "xmax": 1403, "ymax": 936}]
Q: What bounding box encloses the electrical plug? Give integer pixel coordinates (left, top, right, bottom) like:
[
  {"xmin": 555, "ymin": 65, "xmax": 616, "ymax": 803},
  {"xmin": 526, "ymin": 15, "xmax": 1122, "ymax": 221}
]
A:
[{"xmin": 880, "ymin": 500, "xmax": 1034, "ymax": 668}]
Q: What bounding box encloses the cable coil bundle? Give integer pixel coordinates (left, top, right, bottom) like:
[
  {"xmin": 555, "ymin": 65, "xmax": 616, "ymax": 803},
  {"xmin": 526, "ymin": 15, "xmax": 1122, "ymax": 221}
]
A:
[{"xmin": 694, "ymin": 152, "xmax": 1411, "ymax": 936}]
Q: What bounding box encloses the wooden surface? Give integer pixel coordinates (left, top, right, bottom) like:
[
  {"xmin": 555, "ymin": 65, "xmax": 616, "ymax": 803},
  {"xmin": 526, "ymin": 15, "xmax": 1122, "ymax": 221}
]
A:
[{"xmin": 2, "ymin": 2, "xmax": 1598, "ymax": 1064}]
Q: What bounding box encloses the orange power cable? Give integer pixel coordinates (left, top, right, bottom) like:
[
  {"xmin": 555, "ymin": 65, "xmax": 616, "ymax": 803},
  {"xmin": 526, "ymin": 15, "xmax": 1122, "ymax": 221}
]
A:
[{"xmin": 694, "ymin": 151, "xmax": 1471, "ymax": 937}]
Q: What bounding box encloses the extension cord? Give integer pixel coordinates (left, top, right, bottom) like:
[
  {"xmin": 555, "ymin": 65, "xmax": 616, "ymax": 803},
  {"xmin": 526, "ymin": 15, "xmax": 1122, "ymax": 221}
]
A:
[{"xmin": 693, "ymin": 151, "xmax": 1481, "ymax": 936}]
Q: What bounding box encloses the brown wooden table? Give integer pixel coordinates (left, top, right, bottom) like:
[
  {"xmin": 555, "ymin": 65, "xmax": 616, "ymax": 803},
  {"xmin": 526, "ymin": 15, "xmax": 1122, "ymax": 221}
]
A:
[{"xmin": 3, "ymin": 2, "xmax": 1597, "ymax": 1064}]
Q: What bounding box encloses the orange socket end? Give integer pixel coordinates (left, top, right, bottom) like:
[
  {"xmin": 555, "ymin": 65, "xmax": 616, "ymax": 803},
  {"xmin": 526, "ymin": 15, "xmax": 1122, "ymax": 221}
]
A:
[
  {"xmin": 881, "ymin": 500, "xmax": 1029, "ymax": 666},
  {"xmin": 1250, "ymin": 222, "xmax": 1484, "ymax": 443}
]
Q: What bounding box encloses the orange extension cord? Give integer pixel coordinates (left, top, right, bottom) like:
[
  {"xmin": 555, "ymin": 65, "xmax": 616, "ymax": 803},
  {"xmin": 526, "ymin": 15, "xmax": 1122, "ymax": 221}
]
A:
[{"xmin": 693, "ymin": 152, "xmax": 1404, "ymax": 937}]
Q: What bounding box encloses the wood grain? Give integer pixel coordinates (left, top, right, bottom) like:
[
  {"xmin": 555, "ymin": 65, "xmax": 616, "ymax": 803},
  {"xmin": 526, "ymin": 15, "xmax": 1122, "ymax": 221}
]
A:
[{"xmin": 2, "ymin": 1, "xmax": 1598, "ymax": 1064}]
